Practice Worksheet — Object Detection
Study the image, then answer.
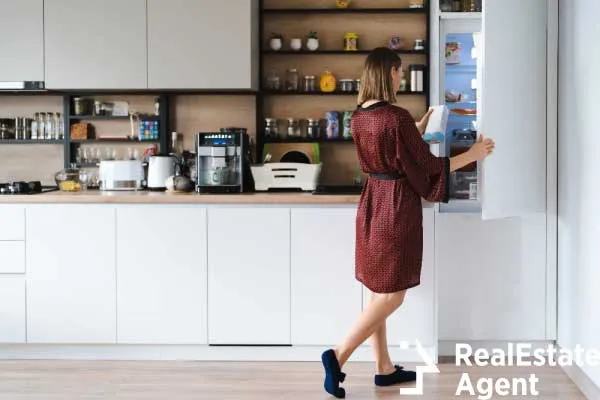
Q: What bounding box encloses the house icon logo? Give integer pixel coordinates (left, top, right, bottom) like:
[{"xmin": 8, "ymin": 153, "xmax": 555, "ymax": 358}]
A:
[{"xmin": 398, "ymin": 339, "xmax": 440, "ymax": 395}]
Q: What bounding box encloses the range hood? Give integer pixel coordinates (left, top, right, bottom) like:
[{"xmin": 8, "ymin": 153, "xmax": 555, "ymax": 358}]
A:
[{"xmin": 0, "ymin": 81, "xmax": 46, "ymax": 91}]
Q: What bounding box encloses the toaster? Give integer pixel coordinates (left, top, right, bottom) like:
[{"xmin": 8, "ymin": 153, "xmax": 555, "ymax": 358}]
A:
[{"xmin": 99, "ymin": 160, "xmax": 144, "ymax": 191}]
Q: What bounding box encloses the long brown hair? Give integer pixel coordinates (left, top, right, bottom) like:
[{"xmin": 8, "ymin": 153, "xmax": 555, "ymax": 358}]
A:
[{"xmin": 357, "ymin": 47, "xmax": 402, "ymax": 105}]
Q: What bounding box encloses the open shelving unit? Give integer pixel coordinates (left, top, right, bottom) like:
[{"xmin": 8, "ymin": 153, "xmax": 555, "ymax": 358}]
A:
[{"xmin": 256, "ymin": 0, "xmax": 431, "ymax": 176}]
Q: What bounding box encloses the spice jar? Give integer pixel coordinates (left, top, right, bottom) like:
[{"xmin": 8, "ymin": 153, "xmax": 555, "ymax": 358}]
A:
[
  {"xmin": 285, "ymin": 68, "xmax": 300, "ymax": 92},
  {"xmin": 452, "ymin": 0, "xmax": 462, "ymax": 11},
  {"xmin": 286, "ymin": 118, "xmax": 301, "ymax": 137},
  {"xmin": 264, "ymin": 118, "xmax": 279, "ymax": 138},
  {"xmin": 266, "ymin": 71, "xmax": 281, "ymax": 91},
  {"xmin": 303, "ymin": 75, "xmax": 316, "ymax": 92},
  {"xmin": 73, "ymin": 97, "xmax": 88, "ymax": 116},
  {"xmin": 409, "ymin": 0, "xmax": 425, "ymax": 8},
  {"xmin": 339, "ymin": 79, "xmax": 355, "ymax": 93},
  {"xmin": 344, "ymin": 32, "xmax": 359, "ymax": 51},
  {"xmin": 306, "ymin": 119, "xmax": 321, "ymax": 138},
  {"xmin": 354, "ymin": 79, "xmax": 361, "ymax": 92},
  {"xmin": 462, "ymin": 0, "xmax": 479, "ymax": 11}
]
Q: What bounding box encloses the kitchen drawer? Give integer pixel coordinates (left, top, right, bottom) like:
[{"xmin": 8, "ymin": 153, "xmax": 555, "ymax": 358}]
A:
[
  {"xmin": 0, "ymin": 242, "xmax": 26, "ymax": 273},
  {"xmin": 0, "ymin": 206, "xmax": 26, "ymax": 240},
  {"xmin": 0, "ymin": 276, "xmax": 26, "ymax": 343}
]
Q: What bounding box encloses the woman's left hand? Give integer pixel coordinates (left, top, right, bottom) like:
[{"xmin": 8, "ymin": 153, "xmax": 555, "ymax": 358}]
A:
[{"xmin": 416, "ymin": 108, "xmax": 434, "ymax": 136}]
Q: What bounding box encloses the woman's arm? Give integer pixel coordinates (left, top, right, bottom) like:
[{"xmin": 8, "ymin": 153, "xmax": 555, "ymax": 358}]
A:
[{"xmin": 449, "ymin": 135, "xmax": 495, "ymax": 172}]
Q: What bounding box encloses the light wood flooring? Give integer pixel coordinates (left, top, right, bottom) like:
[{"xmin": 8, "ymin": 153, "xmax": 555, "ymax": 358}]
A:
[{"xmin": 0, "ymin": 361, "xmax": 586, "ymax": 399}]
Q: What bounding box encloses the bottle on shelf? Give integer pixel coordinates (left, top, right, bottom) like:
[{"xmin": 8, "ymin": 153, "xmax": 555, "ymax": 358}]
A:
[
  {"xmin": 31, "ymin": 113, "xmax": 38, "ymax": 140},
  {"xmin": 45, "ymin": 112, "xmax": 54, "ymax": 140},
  {"xmin": 36, "ymin": 112, "xmax": 45, "ymax": 140},
  {"xmin": 56, "ymin": 112, "xmax": 64, "ymax": 140}
]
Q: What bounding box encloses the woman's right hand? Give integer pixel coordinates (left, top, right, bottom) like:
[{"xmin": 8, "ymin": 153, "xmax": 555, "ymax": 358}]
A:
[{"xmin": 469, "ymin": 134, "xmax": 495, "ymax": 161}]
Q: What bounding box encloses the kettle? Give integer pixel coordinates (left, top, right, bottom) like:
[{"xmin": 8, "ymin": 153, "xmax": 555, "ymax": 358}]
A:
[{"xmin": 147, "ymin": 155, "xmax": 177, "ymax": 191}]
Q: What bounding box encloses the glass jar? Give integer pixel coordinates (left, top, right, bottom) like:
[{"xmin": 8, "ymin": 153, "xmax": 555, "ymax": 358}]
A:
[
  {"xmin": 303, "ymin": 75, "xmax": 316, "ymax": 92},
  {"xmin": 306, "ymin": 119, "xmax": 320, "ymax": 139},
  {"xmin": 55, "ymin": 165, "xmax": 82, "ymax": 192},
  {"xmin": 409, "ymin": 0, "xmax": 425, "ymax": 8},
  {"xmin": 285, "ymin": 68, "xmax": 300, "ymax": 92},
  {"xmin": 73, "ymin": 97, "xmax": 87, "ymax": 116},
  {"xmin": 286, "ymin": 118, "xmax": 301, "ymax": 137},
  {"xmin": 440, "ymin": 0, "xmax": 453, "ymax": 11},
  {"xmin": 339, "ymin": 79, "xmax": 354, "ymax": 93},
  {"xmin": 266, "ymin": 71, "xmax": 281, "ymax": 91},
  {"xmin": 354, "ymin": 79, "xmax": 361, "ymax": 92},
  {"xmin": 452, "ymin": 0, "xmax": 462, "ymax": 11},
  {"xmin": 264, "ymin": 118, "xmax": 279, "ymax": 138},
  {"xmin": 344, "ymin": 33, "xmax": 359, "ymax": 51}
]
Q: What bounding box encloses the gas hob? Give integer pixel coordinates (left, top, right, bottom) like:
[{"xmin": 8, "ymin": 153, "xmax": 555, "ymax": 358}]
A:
[{"xmin": 0, "ymin": 181, "xmax": 58, "ymax": 195}]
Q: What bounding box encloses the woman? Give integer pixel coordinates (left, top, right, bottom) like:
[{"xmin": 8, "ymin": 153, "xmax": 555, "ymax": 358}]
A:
[{"xmin": 321, "ymin": 47, "xmax": 495, "ymax": 398}]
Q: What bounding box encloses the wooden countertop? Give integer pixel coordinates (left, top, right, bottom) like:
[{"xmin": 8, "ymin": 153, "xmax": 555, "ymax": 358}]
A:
[{"xmin": 0, "ymin": 190, "xmax": 361, "ymax": 204}]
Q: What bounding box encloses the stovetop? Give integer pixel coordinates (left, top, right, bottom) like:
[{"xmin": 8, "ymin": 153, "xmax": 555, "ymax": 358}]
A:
[{"xmin": 0, "ymin": 181, "xmax": 59, "ymax": 195}]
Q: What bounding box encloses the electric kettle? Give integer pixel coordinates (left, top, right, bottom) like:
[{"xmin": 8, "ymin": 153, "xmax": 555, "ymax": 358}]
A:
[{"xmin": 147, "ymin": 155, "xmax": 177, "ymax": 191}]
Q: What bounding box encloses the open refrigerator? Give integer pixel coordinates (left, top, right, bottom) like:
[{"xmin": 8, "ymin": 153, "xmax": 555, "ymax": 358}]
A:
[{"xmin": 438, "ymin": 17, "xmax": 482, "ymax": 212}]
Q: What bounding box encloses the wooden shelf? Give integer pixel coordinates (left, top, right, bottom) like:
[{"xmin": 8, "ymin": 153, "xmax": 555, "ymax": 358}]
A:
[
  {"xmin": 263, "ymin": 8, "xmax": 427, "ymax": 14},
  {"xmin": 264, "ymin": 137, "xmax": 354, "ymax": 144},
  {"xmin": 263, "ymin": 90, "xmax": 426, "ymax": 96},
  {"xmin": 0, "ymin": 139, "xmax": 64, "ymax": 144},
  {"xmin": 69, "ymin": 115, "xmax": 160, "ymax": 121},
  {"xmin": 263, "ymin": 49, "xmax": 427, "ymax": 55}
]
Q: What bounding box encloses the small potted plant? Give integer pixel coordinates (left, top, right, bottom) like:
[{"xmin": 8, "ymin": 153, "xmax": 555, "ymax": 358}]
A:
[
  {"xmin": 306, "ymin": 32, "xmax": 320, "ymax": 51},
  {"xmin": 269, "ymin": 33, "xmax": 283, "ymax": 51}
]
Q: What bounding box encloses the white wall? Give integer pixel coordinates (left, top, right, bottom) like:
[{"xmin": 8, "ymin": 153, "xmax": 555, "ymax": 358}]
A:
[{"xmin": 558, "ymin": 0, "xmax": 600, "ymax": 391}]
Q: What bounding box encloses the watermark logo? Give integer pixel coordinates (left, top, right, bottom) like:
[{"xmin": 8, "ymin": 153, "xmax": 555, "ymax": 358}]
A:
[{"xmin": 398, "ymin": 339, "xmax": 440, "ymax": 395}]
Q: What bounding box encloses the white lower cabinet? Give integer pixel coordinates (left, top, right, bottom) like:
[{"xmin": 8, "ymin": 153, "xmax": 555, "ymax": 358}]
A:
[
  {"xmin": 0, "ymin": 241, "xmax": 25, "ymax": 273},
  {"xmin": 363, "ymin": 207, "xmax": 436, "ymax": 347},
  {"xmin": 208, "ymin": 208, "xmax": 290, "ymax": 345},
  {"xmin": 437, "ymin": 213, "xmax": 547, "ymax": 340},
  {"xmin": 0, "ymin": 205, "xmax": 25, "ymax": 240},
  {"xmin": 116, "ymin": 207, "xmax": 208, "ymax": 344},
  {"xmin": 26, "ymin": 206, "xmax": 117, "ymax": 343},
  {"xmin": 290, "ymin": 208, "xmax": 361, "ymax": 345},
  {"xmin": 0, "ymin": 276, "xmax": 26, "ymax": 343}
]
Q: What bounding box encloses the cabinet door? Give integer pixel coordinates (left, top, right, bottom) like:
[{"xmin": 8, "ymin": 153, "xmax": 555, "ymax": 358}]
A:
[
  {"xmin": 0, "ymin": 241, "xmax": 25, "ymax": 273},
  {"xmin": 0, "ymin": 205, "xmax": 25, "ymax": 240},
  {"xmin": 479, "ymin": 0, "xmax": 548, "ymax": 219},
  {"xmin": 26, "ymin": 205, "xmax": 116, "ymax": 343},
  {"xmin": 44, "ymin": 0, "xmax": 147, "ymax": 89},
  {"xmin": 291, "ymin": 208, "xmax": 361, "ymax": 345},
  {"xmin": 437, "ymin": 213, "xmax": 547, "ymax": 340},
  {"xmin": 208, "ymin": 208, "xmax": 290, "ymax": 345},
  {"xmin": 147, "ymin": 0, "xmax": 257, "ymax": 89},
  {"xmin": 0, "ymin": 276, "xmax": 26, "ymax": 343},
  {"xmin": 116, "ymin": 206, "xmax": 208, "ymax": 344},
  {"xmin": 0, "ymin": 0, "xmax": 43, "ymax": 81},
  {"xmin": 364, "ymin": 207, "xmax": 436, "ymax": 347}
]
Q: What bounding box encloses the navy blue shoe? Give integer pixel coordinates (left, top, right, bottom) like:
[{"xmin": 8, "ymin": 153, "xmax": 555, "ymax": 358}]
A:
[
  {"xmin": 374, "ymin": 365, "xmax": 417, "ymax": 387},
  {"xmin": 321, "ymin": 349, "xmax": 346, "ymax": 398}
]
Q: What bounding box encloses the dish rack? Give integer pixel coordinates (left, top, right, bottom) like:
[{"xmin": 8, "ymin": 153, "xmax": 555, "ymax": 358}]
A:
[{"xmin": 251, "ymin": 163, "xmax": 322, "ymax": 191}]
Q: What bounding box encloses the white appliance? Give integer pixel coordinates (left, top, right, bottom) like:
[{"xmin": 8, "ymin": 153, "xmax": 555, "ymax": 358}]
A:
[
  {"xmin": 251, "ymin": 163, "xmax": 321, "ymax": 192},
  {"xmin": 147, "ymin": 155, "xmax": 177, "ymax": 190},
  {"xmin": 99, "ymin": 160, "xmax": 144, "ymax": 191}
]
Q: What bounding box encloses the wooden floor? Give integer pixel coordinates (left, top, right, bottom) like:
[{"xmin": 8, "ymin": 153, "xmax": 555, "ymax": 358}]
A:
[{"xmin": 0, "ymin": 361, "xmax": 586, "ymax": 399}]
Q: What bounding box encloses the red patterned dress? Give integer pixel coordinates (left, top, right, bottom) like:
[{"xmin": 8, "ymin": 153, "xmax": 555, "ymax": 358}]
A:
[{"xmin": 351, "ymin": 102, "xmax": 450, "ymax": 293}]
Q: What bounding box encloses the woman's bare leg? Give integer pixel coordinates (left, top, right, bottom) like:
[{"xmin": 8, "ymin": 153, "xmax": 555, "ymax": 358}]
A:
[
  {"xmin": 369, "ymin": 293, "xmax": 397, "ymax": 374},
  {"xmin": 335, "ymin": 290, "xmax": 406, "ymax": 367}
]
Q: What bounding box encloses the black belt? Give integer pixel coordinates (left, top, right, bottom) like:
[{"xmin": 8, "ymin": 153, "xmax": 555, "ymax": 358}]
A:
[{"xmin": 369, "ymin": 172, "xmax": 405, "ymax": 180}]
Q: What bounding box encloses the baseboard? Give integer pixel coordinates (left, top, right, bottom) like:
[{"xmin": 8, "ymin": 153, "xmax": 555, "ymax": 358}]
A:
[
  {"xmin": 0, "ymin": 344, "xmax": 436, "ymax": 363},
  {"xmin": 561, "ymin": 364, "xmax": 600, "ymax": 400}
]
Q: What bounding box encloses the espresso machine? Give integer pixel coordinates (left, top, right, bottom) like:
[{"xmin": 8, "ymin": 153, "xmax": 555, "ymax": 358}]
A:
[{"xmin": 195, "ymin": 129, "xmax": 253, "ymax": 193}]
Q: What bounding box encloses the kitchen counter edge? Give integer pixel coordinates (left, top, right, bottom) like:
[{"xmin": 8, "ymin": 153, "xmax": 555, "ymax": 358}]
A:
[{"xmin": 0, "ymin": 191, "xmax": 363, "ymax": 205}]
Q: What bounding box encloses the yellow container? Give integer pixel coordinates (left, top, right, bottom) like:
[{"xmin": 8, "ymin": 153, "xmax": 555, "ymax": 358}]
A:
[
  {"xmin": 320, "ymin": 71, "xmax": 337, "ymax": 93},
  {"xmin": 344, "ymin": 32, "xmax": 359, "ymax": 51}
]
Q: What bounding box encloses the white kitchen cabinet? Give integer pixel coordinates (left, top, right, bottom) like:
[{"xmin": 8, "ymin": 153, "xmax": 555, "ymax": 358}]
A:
[
  {"xmin": 147, "ymin": 0, "xmax": 257, "ymax": 89},
  {"xmin": 0, "ymin": 205, "xmax": 25, "ymax": 240},
  {"xmin": 0, "ymin": 276, "xmax": 26, "ymax": 343},
  {"xmin": 116, "ymin": 206, "xmax": 208, "ymax": 344},
  {"xmin": 0, "ymin": 241, "xmax": 25, "ymax": 274},
  {"xmin": 437, "ymin": 212, "xmax": 547, "ymax": 340},
  {"xmin": 44, "ymin": 0, "xmax": 147, "ymax": 89},
  {"xmin": 290, "ymin": 208, "xmax": 361, "ymax": 345},
  {"xmin": 26, "ymin": 205, "xmax": 116, "ymax": 343},
  {"xmin": 0, "ymin": 0, "xmax": 44, "ymax": 82},
  {"xmin": 363, "ymin": 207, "xmax": 437, "ymax": 347},
  {"xmin": 208, "ymin": 208, "xmax": 290, "ymax": 345}
]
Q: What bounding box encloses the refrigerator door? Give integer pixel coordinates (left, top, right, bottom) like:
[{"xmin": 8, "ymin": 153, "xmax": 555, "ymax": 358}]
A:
[{"xmin": 479, "ymin": 0, "xmax": 548, "ymax": 220}]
